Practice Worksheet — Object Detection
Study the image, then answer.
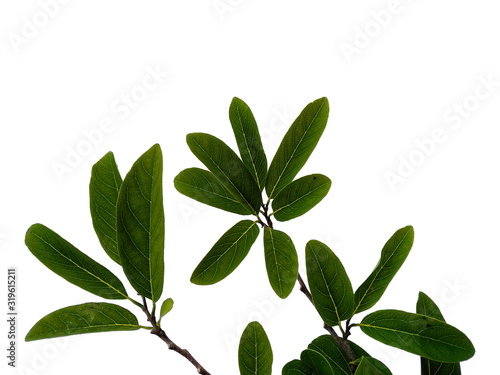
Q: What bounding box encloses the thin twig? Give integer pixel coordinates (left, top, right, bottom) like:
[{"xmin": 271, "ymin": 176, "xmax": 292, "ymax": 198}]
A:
[
  {"xmin": 141, "ymin": 298, "xmax": 211, "ymax": 375},
  {"xmin": 296, "ymin": 273, "xmax": 356, "ymax": 364}
]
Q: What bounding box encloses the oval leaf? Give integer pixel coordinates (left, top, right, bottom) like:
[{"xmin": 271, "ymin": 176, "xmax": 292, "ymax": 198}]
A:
[
  {"xmin": 186, "ymin": 133, "xmax": 262, "ymax": 215},
  {"xmin": 238, "ymin": 321, "xmax": 273, "ymax": 375},
  {"xmin": 117, "ymin": 144, "xmax": 164, "ymax": 302},
  {"xmin": 89, "ymin": 151, "xmax": 123, "ymax": 264},
  {"xmin": 349, "ymin": 341, "xmax": 371, "ymax": 359},
  {"xmin": 263, "ymin": 227, "xmax": 298, "ymax": 298},
  {"xmin": 25, "ymin": 303, "xmax": 140, "ymax": 341},
  {"xmin": 306, "ymin": 240, "xmax": 354, "ymax": 326},
  {"xmin": 282, "ymin": 359, "xmax": 314, "ymax": 375},
  {"xmin": 417, "ymin": 292, "xmax": 461, "ymax": 374},
  {"xmin": 272, "ymin": 174, "xmax": 331, "ymax": 222},
  {"xmin": 191, "ymin": 220, "xmax": 259, "ymax": 285},
  {"xmin": 353, "ymin": 226, "xmax": 414, "ymax": 315},
  {"xmin": 300, "ymin": 349, "xmax": 334, "ymax": 375},
  {"xmin": 308, "ymin": 335, "xmax": 351, "ymax": 375},
  {"xmin": 25, "ymin": 224, "xmax": 128, "ymax": 300},
  {"xmin": 174, "ymin": 167, "xmax": 250, "ymax": 215},
  {"xmin": 229, "ymin": 97, "xmax": 268, "ymax": 191},
  {"xmin": 354, "ymin": 357, "xmax": 392, "ymax": 375},
  {"xmin": 266, "ymin": 97, "xmax": 329, "ymax": 199},
  {"xmin": 360, "ymin": 309, "xmax": 475, "ymax": 363},
  {"xmin": 159, "ymin": 298, "xmax": 174, "ymax": 319}
]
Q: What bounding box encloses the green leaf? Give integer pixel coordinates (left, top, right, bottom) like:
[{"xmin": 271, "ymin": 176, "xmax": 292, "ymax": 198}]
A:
[
  {"xmin": 417, "ymin": 292, "xmax": 445, "ymax": 321},
  {"xmin": 191, "ymin": 220, "xmax": 259, "ymax": 285},
  {"xmin": 25, "ymin": 224, "xmax": 128, "ymax": 300},
  {"xmin": 348, "ymin": 341, "xmax": 371, "ymax": 359},
  {"xmin": 360, "ymin": 309, "xmax": 475, "ymax": 363},
  {"xmin": 417, "ymin": 292, "xmax": 461, "ymax": 375},
  {"xmin": 300, "ymin": 349, "xmax": 334, "ymax": 375},
  {"xmin": 174, "ymin": 167, "xmax": 251, "ymax": 215},
  {"xmin": 306, "ymin": 240, "xmax": 354, "ymax": 326},
  {"xmin": 229, "ymin": 97, "xmax": 268, "ymax": 191},
  {"xmin": 117, "ymin": 144, "xmax": 164, "ymax": 302},
  {"xmin": 89, "ymin": 151, "xmax": 123, "ymax": 265},
  {"xmin": 265, "ymin": 97, "xmax": 329, "ymax": 199},
  {"xmin": 354, "ymin": 357, "xmax": 392, "ymax": 375},
  {"xmin": 263, "ymin": 227, "xmax": 298, "ymax": 299},
  {"xmin": 159, "ymin": 298, "xmax": 174, "ymax": 319},
  {"xmin": 282, "ymin": 359, "xmax": 314, "ymax": 375},
  {"xmin": 353, "ymin": 226, "xmax": 414, "ymax": 315},
  {"xmin": 25, "ymin": 303, "xmax": 140, "ymax": 341},
  {"xmin": 308, "ymin": 335, "xmax": 351, "ymax": 375},
  {"xmin": 238, "ymin": 321, "xmax": 273, "ymax": 375},
  {"xmin": 186, "ymin": 133, "xmax": 262, "ymax": 215},
  {"xmin": 271, "ymin": 174, "xmax": 331, "ymax": 222}
]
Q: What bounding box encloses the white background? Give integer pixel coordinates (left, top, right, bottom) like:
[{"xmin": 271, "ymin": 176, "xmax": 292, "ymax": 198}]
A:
[{"xmin": 1, "ymin": 1, "xmax": 499, "ymax": 374}]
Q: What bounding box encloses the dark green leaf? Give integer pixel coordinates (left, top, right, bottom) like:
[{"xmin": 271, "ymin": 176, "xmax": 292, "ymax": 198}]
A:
[
  {"xmin": 117, "ymin": 144, "xmax": 164, "ymax": 302},
  {"xmin": 191, "ymin": 220, "xmax": 259, "ymax": 285},
  {"xmin": 229, "ymin": 97, "xmax": 268, "ymax": 191},
  {"xmin": 89, "ymin": 151, "xmax": 123, "ymax": 264},
  {"xmin": 25, "ymin": 224, "xmax": 128, "ymax": 300},
  {"xmin": 186, "ymin": 133, "xmax": 262, "ymax": 215},
  {"xmin": 25, "ymin": 303, "xmax": 140, "ymax": 341},
  {"xmin": 354, "ymin": 357, "xmax": 392, "ymax": 375},
  {"xmin": 266, "ymin": 97, "xmax": 329, "ymax": 199},
  {"xmin": 308, "ymin": 335, "xmax": 351, "ymax": 375},
  {"xmin": 353, "ymin": 226, "xmax": 414, "ymax": 315},
  {"xmin": 238, "ymin": 321, "xmax": 273, "ymax": 375},
  {"xmin": 306, "ymin": 240, "xmax": 354, "ymax": 326},
  {"xmin": 174, "ymin": 168, "xmax": 251, "ymax": 215},
  {"xmin": 349, "ymin": 341, "xmax": 371, "ymax": 359},
  {"xmin": 360, "ymin": 309, "xmax": 475, "ymax": 363},
  {"xmin": 282, "ymin": 359, "xmax": 314, "ymax": 375},
  {"xmin": 159, "ymin": 298, "xmax": 174, "ymax": 319},
  {"xmin": 263, "ymin": 227, "xmax": 298, "ymax": 298},
  {"xmin": 417, "ymin": 292, "xmax": 445, "ymax": 321},
  {"xmin": 272, "ymin": 174, "xmax": 331, "ymax": 222},
  {"xmin": 417, "ymin": 292, "xmax": 461, "ymax": 374},
  {"xmin": 300, "ymin": 349, "xmax": 334, "ymax": 375}
]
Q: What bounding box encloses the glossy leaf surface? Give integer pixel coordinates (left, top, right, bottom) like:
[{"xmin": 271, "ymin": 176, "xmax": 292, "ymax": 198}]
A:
[
  {"xmin": 417, "ymin": 292, "xmax": 461, "ymax": 374},
  {"xmin": 89, "ymin": 151, "xmax": 123, "ymax": 264},
  {"xmin": 306, "ymin": 240, "xmax": 354, "ymax": 326},
  {"xmin": 229, "ymin": 97, "xmax": 268, "ymax": 191},
  {"xmin": 26, "ymin": 303, "xmax": 140, "ymax": 341},
  {"xmin": 191, "ymin": 220, "xmax": 259, "ymax": 285},
  {"xmin": 117, "ymin": 144, "xmax": 164, "ymax": 302},
  {"xmin": 174, "ymin": 167, "xmax": 250, "ymax": 215},
  {"xmin": 263, "ymin": 227, "xmax": 298, "ymax": 298},
  {"xmin": 238, "ymin": 322, "xmax": 273, "ymax": 375},
  {"xmin": 354, "ymin": 357, "xmax": 392, "ymax": 375},
  {"xmin": 25, "ymin": 224, "xmax": 128, "ymax": 300},
  {"xmin": 282, "ymin": 359, "xmax": 314, "ymax": 375},
  {"xmin": 360, "ymin": 309, "xmax": 475, "ymax": 363},
  {"xmin": 353, "ymin": 226, "xmax": 414, "ymax": 315},
  {"xmin": 187, "ymin": 133, "xmax": 262, "ymax": 215},
  {"xmin": 308, "ymin": 335, "xmax": 351, "ymax": 375},
  {"xmin": 159, "ymin": 298, "xmax": 174, "ymax": 319},
  {"xmin": 300, "ymin": 349, "xmax": 334, "ymax": 375},
  {"xmin": 266, "ymin": 97, "xmax": 329, "ymax": 199},
  {"xmin": 272, "ymin": 174, "xmax": 331, "ymax": 222}
]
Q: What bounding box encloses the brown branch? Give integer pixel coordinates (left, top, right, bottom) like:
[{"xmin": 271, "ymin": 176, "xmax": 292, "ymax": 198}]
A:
[
  {"xmin": 296, "ymin": 273, "xmax": 356, "ymax": 364},
  {"xmin": 142, "ymin": 298, "xmax": 211, "ymax": 375}
]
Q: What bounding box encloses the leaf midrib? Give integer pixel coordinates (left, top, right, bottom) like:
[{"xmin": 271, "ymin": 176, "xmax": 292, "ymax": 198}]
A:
[
  {"xmin": 191, "ymin": 136, "xmax": 257, "ymax": 216},
  {"xmin": 30, "ymin": 229, "xmax": 127, "ymax": 299},
  {"xmin": 268, "ymin": 100, "xmax": 325, "ymax": 198}
]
